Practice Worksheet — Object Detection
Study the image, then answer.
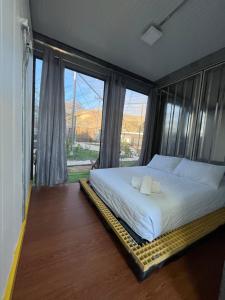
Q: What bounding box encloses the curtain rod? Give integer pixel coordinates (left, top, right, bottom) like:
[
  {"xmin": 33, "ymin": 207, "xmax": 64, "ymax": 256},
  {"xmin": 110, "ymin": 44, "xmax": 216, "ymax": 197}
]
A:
[
  {"xmin": 35, "ymin": 39, "xmax": 105, "ymax": 68},
  {"xmin": 34, "ymin": 38, "xmax": 154, "ymax": 88},
  {"xmin": 34, "ymin": 47, "xmax": 108, "ymax": 80}
]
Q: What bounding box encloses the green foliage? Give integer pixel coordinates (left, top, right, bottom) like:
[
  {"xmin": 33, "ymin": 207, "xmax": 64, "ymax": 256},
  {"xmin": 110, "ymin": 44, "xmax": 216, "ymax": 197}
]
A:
[
  {"xmin": 66, "ymin": 145, "xmax": 98, "ymax": 161},
  {"xmin": 120, "ymin": 141, "xmax": 133, "ymax": 158},
  {"xmin": 120, "ymin": 160, "xmax": 138, "ymax": 167},
  {"xmin": 67, "ymin": 170, "xmax": 90, "ymax": 183}
]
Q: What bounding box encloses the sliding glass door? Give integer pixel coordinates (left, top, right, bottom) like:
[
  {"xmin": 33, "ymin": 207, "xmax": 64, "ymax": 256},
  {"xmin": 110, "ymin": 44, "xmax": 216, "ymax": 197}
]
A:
[
  {"xmin": 120, "ymin": 89, "xmax": 148, "ymax": 166},
  {"xmin": 64, "ymin": 68, "xmax": 104, "ymax": 182}
]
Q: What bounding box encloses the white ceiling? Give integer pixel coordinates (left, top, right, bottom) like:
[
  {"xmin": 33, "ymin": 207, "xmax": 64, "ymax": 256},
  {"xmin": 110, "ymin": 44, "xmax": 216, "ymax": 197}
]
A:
[{"xmin": 30, "ymin": 0, "xmax": 225, "ymax": 81}]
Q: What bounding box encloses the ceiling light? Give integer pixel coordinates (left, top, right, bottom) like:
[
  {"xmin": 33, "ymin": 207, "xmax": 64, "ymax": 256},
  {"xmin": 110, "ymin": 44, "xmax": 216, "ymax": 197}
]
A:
[{"xmin": 141, "ymin": 26, "xmax": 162, "ymax": 46}]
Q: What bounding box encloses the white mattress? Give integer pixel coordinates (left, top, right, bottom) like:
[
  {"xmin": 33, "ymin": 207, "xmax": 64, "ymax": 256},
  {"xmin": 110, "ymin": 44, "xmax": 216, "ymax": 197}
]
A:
[{"xmin": 90, "ymin": 166, "xmax": 225, "ymax": 241}]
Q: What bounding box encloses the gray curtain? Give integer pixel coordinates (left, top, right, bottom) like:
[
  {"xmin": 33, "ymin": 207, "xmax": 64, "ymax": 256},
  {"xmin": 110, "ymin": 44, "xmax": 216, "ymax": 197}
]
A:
[
  {"xmin": 139, "ymin": 88, "xmax": 158, "ymax": 165},
  {"xmin": 98, "ymin": 73, "xmax": 126, "ymax": 168},
  {"xmin": 36, "ymin": 50, "xmax": 67, "ymax": 186}
]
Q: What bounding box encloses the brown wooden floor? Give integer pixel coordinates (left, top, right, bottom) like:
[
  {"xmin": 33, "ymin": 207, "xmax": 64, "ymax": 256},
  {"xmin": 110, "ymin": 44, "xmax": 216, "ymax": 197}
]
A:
[{"xmin": 13, "ymin": 183, "xmax": 225, "ymax": 300}]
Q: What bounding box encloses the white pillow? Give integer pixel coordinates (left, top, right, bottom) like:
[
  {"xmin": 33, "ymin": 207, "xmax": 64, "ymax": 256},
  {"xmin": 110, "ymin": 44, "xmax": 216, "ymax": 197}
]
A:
[
  {"xmin": 147, "ymin": 154, "xmax": 182, "ymax": 173},
  {"xmin": 173, "ymin": 158, "xmax": 225, "ymax": 189}
]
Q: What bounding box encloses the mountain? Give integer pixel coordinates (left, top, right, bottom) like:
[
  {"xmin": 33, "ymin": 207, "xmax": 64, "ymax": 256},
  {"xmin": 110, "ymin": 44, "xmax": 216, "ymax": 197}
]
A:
[{"xmin": 65, "ymin": 102, "xmax": 145, "ymax": 141}]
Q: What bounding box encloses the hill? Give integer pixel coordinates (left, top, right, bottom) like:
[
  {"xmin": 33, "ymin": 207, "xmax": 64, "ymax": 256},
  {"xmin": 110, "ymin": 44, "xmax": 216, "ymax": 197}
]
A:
[{"xmin": 65, "ymin": 102, "xmax": 145, "ymax": 141}]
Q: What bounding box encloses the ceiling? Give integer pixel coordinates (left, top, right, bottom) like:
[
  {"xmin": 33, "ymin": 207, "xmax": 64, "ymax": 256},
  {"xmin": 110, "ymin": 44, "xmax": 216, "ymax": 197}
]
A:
[{"xmin": 30, "ymin": 0, "xmax": 225, "ymax": 81}]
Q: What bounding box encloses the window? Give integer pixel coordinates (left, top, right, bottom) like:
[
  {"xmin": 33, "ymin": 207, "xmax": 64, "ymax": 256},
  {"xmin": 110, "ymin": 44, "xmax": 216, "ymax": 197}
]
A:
[
  {"xmin": 33, "ymin": 59, "xmax": 104, "ymax": 183},
  {"xmin": 120, "ymin": 89, "xmax": 148, "ymax": 167},
  {"xmin": 159, "ymin": 75, "xmax": 200, "ymax": 157},
  {"xmin": 64, "ymin": 68, "xmax": 104, "ymax": 182},
  {"xmin": 33, "ymin": 58, "xmax": 43, "ymax": 179}
]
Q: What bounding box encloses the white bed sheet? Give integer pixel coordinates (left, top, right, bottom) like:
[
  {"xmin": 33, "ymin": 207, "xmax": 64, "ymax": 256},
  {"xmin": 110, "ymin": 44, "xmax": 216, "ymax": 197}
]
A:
[{"xmin": 90, "ymin": 166, "xmax": 225, "ymax": 241}]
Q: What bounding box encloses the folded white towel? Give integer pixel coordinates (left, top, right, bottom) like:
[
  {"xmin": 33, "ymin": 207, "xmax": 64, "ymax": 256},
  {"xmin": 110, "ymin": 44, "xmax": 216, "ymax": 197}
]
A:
[
  {"xmin": 151, "ymin": 180, "xmax": 161, "ymax": 194},
  {"xmin": 132, "ymin": 175, "xmax": 161, "ymax": 195},
  {"xmin": 140, "ymin": 176, "xmax": 153, "ymax": 195},
  {"xmin": 131, "ymin": 176, "xmax": 142, "ymax": 189}
]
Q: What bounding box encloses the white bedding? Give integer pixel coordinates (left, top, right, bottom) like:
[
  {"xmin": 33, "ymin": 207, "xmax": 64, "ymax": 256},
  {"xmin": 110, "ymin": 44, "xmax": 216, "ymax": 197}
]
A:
[{"xmin": 90, "ymin": 166, "xmax": 225, "ymax": 241}]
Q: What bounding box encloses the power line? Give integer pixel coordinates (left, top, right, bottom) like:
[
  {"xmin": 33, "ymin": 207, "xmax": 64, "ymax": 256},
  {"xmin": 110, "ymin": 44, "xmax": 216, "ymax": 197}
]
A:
[{"xmin": 78, "ymin": 74, "xmax": 103, "ymax": 100}]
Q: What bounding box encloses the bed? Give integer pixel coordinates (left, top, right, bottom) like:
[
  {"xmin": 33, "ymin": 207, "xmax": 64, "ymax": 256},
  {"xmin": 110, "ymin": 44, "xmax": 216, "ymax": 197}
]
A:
[
  {"xmin": 90, "ymin": 166, "xmax": 225, "ymax": 241},
  {"xmin": 80, "ymin": 157, "xmax": 225, "ymax": 280}
]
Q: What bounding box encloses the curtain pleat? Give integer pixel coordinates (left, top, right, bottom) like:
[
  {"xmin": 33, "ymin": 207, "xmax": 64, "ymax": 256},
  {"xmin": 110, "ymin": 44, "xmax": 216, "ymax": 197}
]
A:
[
  {"xmin": 98, "ymin": 73, "xmax": 126, "ymax": 168},
  {"xmin": 36, "ymin": 49, "xmax": 67, "ymax": 186},
  {"xmin": 139, "ymin": 88, "xmax": 158, "ymax": 165}
]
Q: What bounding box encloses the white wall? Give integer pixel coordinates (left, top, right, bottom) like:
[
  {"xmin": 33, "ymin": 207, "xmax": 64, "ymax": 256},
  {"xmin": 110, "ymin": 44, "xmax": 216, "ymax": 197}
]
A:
[{"xmin": 0, "ymin": 0, "xmax": 33, "ymax": 298}]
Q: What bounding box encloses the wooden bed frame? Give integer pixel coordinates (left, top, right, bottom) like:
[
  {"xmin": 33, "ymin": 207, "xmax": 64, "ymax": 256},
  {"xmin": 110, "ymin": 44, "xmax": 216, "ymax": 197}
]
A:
[{"xmin": 80, "ymin": 179, "xmax": 225, "ymax": 280}]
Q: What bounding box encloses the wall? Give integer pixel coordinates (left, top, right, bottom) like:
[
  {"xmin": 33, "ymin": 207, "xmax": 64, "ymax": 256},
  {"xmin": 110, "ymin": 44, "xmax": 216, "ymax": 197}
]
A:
[{"xmin": 0, "ymin": 0, "xmax": 33, "ymax": 298}]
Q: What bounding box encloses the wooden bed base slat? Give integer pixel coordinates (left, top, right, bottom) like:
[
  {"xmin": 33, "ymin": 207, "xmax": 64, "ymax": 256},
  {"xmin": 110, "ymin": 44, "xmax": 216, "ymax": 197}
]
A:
[{"xmin": 80, "ymin": 179, "xmax": 225, "ymax": 280}]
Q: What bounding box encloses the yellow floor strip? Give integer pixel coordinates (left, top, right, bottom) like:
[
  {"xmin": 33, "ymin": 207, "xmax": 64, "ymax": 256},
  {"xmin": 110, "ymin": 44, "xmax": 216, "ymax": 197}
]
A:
[
  {"xmin": 3, "ymin": 183, "xmax": 32, "ymax": 300},
  {"xmin": 80, "ymin": 179, "xmax": 225, "ymax": 277}
]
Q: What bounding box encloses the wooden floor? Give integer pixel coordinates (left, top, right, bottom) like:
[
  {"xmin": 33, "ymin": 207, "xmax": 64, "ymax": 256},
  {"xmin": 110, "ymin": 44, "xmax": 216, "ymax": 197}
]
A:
[{"xmin": 13, "ymin": 183, "xmax": 225, "ymax": 300}]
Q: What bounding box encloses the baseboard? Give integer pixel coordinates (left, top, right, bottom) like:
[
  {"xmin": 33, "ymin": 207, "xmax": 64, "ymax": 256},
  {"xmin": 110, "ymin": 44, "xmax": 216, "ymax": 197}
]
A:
[{"xmin": 3, "ymin": 182, "xmax": 32, "ymax": 300}]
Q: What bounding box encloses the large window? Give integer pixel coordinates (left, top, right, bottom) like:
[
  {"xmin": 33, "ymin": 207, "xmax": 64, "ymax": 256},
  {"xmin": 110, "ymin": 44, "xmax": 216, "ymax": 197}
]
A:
[
  {"xmin": 33, "ymin": 59, "xmax": 104, "ymax": 183},
  {"xmin": 120, "ymin": 89, "xmax": 148, "ymax": 167},
  {"xmin": 64, "ymin": 69, "xmax": 104, "ymax": 182},
  {"xmin": 33, "ymin": 56, "xmax": 148, "ymax": 182}
]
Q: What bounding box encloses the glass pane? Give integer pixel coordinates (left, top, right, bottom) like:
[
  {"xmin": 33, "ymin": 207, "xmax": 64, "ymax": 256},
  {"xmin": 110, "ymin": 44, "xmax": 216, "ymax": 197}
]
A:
[
  {"xmin": 160, "ymin": 87, "xmax": 170, "ymax": 154},
  {"xmin": 33, "ymin": 58, "xmax": 43, "ymax": 178},
  {"xmin": 196, "ymin": 64, "xmax": 225, "ymax": 162},
  {"xmin": 120, "ymin": 89, "xmax": 148, "ymax": 167},
  {"xmin": 64, "ymin": 69, "xmax": 104, "ymax": 182},
  {"xmin": 166, "ymin": 84, "xmax": 178, "ymax": 156},
  {"xmin": 159, "ymin": 74, "xmax": 200, "ymax": 158}
]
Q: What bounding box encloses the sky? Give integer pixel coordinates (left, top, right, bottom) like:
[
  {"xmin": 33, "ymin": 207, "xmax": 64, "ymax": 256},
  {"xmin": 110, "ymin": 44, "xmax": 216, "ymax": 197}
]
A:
[
  {"xmin": 35, "ymin": 58, "xmax": 148, "ymax": 116},
  {"xmin": 64, "ymin": 68, "xmax": 104, "ymax": 110}
]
